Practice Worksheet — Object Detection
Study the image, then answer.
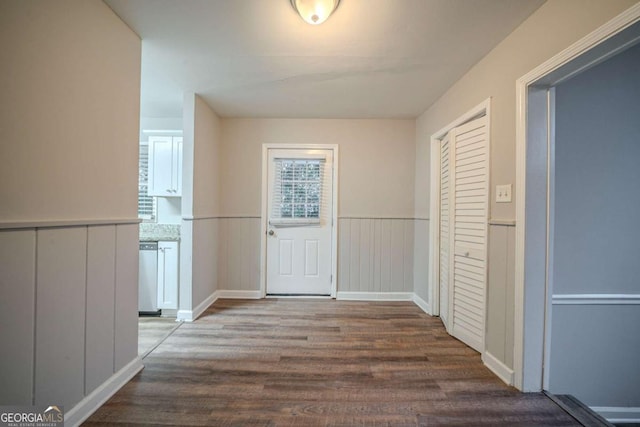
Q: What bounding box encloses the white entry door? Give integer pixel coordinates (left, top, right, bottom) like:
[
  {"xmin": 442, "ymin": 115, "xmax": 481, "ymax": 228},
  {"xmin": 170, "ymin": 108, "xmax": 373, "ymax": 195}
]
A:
[
  {"xmin": 448, "ymin": 116, "xmax": 489, "ymax": 353},
  {"xmin": 266, "ymin": 149, "xmax": 334, "ymax": 295}
]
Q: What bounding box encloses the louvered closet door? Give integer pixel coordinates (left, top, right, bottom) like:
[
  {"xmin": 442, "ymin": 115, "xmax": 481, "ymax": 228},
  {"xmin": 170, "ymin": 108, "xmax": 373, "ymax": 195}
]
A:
[
  {"xmin": 450, "ymin": 116, "xmax": 488, "ymax": 353},
  {"xmin": 439, "ymin": 134, "xmax": 451, "ymax": 329}
]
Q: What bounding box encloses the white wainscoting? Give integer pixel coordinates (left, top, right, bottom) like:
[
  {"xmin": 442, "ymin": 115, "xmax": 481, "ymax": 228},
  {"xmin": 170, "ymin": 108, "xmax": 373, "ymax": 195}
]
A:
[
  {"xmin": 217, "ymin": 217, "xmax": 417, "ymax": 296},
  {"xmin": 191, "ymin": 218, "xmax": 219, "ymax": 311},
  {"xmin": 412, "ymin": 218, "xmax": 430, "ymax": 309},
  {"xmin": 338, "ymin": 218, "xmax": 414, "ymax": 293},
  {"xmin": 485, "ymin": 223, "xmax": 516, "ymax": 372},
  {"xmin": 0, "ymin": 222, "xmax": 139, "ymax": 420},
  {"xmin": 217, "ymin": 217, "xmax": 262, "ymax": 291}
]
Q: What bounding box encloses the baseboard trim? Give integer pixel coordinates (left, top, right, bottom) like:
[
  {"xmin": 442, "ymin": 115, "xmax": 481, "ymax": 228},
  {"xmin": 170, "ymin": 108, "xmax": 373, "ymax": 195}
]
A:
[
  {"xmin": 177, "ymin": 291, "xmax": 219, "ymax": 322},
  {"xmin": 336, "ymin": 292, "xmax": 414, "ymax": 301},
  {"xmin": 591, "ymin": 406, "xmax": 640, "ymax": 424},
  {"xmin": 64, "ymin": 357, "xmax": 143, "ymax": 427},
  {"xmin": 217, "ymin": 290, "xmax": 263, "ymax": 299},
  {"xmin": 412, "ymin": 293, "xmax": 432, "ymax": 315},
  {"xmin": 482, "ymin": 351, "xmax": 514, "ymax": 386}
]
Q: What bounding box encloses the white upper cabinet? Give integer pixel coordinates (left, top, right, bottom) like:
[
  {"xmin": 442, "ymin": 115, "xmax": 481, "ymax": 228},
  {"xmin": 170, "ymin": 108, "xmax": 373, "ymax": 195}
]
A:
[{"xmin": 149, "ymin": 136, "xmax": 182, "ymax": 197}]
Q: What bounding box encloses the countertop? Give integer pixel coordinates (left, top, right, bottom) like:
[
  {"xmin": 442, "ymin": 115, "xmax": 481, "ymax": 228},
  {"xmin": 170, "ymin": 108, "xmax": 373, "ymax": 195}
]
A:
[{"xmin": 139, "ymin": 223, "xmax": 180, "ymax": 242}]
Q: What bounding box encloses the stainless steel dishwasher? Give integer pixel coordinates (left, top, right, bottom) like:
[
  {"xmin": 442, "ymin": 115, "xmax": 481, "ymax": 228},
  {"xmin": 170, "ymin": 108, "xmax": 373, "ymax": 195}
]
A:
[{"xmin": 138, "ymin": 242, "xmax": 160, "ymax": 315}]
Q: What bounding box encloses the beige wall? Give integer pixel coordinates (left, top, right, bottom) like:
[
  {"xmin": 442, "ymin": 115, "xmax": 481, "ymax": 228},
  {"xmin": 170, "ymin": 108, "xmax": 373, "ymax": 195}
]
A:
[
  {"xmin": 0, "ymin": 0, "xmax": 141, "ymax": 416},
  {"xmin": 220, "ymin": 119, "xmax": 416, "ymax": 218},
  {"xmin": 192, "ymin": 96, "xmax": 222, "ymax": 307},
  {"xmin": 0, "ymin": 0, "xmax": 140, "ymax": 223},
  {"xmin": 415, "ymin": 0, "xmax": 638, "ymax": 220},
  {"xmin": 216, "ymin": 118, "xmax": 416, "ymax": 294},
  {"xmin": 181, "ymin": 94, "xmax": 223, "ymax": 313},
  {"xmin": 193, "ymin": 96, "xmax": 222, "ymax": 218}
]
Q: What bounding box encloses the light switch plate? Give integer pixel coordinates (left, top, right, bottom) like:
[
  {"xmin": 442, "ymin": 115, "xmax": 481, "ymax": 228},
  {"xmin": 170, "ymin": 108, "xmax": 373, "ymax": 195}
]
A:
[{"xmin": 496, "ymin": 184, "xmax": 512, "ymax": 203}]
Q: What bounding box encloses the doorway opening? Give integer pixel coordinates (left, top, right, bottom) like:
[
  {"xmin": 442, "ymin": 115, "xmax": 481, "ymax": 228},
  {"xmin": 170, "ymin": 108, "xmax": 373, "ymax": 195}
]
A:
[
  {"xmin": 515, "ymin": 5, "xmax": 640, "ymax": 423},
  {"xmin": 260, "ymin": 144, "xmax": 339, "ymax": 298},
  {"xmin": 428, "ymin": 99, "xmax": 491, "ymax": 353}
]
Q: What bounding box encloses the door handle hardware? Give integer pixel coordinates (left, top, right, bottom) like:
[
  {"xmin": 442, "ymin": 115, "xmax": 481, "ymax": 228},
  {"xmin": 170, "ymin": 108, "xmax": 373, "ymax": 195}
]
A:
[{"xmin": 268, "ymin": 230, "xmax": 275, "ymax": 236}]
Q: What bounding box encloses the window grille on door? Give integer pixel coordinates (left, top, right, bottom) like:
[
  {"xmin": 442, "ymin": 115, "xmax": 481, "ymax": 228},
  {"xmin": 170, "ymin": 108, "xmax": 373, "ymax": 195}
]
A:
[{"xmin": 270, "ymin": 158, "xmax": 325, "ymax": 225}]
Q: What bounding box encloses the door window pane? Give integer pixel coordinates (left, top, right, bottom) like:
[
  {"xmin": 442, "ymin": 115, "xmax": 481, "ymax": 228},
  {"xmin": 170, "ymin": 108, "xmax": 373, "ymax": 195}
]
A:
[{"xmin": 273, "ymin": 159, "xmax": 324, "ymax": 219}]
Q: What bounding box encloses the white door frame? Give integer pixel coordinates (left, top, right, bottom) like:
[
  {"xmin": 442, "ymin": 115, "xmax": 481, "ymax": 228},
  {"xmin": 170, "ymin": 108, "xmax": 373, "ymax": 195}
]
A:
[
  {"xmin": 260, "ymin": 143, "xmax": 339, "ymax": 298},
  {"xmin": 428, "ymin": 98, "xmax": 491, "ymax": 317},
  {"xmin": 514, "ymin": 4, "xmax": 640, "ymax": 391}
]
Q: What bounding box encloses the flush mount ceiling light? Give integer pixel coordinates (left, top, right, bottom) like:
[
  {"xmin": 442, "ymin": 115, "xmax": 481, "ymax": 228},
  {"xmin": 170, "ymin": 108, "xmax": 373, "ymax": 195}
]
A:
[{"xmin": 290, "ymin": 0, "xmax": 341, "ymax": 25}]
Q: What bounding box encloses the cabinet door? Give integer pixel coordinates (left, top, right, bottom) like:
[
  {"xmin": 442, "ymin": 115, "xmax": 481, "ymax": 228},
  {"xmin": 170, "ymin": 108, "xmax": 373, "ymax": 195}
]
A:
[
  {"xmin": 149, "ymin": 136, "xmax": 174, "ymax": 197},
  {"xmin": 157, "ymin": 241, "xmax": 178, "ymax": 309},
  {"xmin": 172, "ymin": 137, "xmax": 183, "ymax": 196}
]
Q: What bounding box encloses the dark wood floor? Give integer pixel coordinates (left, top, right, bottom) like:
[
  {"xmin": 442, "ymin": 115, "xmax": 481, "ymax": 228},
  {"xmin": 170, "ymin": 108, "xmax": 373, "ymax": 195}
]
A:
[{"xmin": 85, "ymin": 299, "xmax": 579, "ymax": 426}]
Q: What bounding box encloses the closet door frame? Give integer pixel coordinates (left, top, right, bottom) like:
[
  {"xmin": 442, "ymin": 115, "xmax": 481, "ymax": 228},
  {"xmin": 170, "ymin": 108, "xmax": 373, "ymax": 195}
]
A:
[
  {"xmin": 428, "ymin": 98, "xmax": 491, "ymax": 332},
  {"xmin": 448, "ymin": 116, "xmax": 490, "ymax": 352},
  {"xmin": 438, "ymin": 132, "xmax": 452, "ymax": 330}
]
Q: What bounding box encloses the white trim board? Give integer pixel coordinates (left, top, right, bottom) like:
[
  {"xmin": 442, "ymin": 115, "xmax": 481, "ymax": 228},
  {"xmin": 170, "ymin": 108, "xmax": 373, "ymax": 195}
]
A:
[
  {"xmin": 591, "ymin": 406, "xmax": 640, "ymax": 424},
  {"xmin": 176, "ymin": 290, "xmax": 264, "ymax": 321},
  {"xmin": 0, "ymin": 218, "xmax": 141, "ymax": 230},
  {"xmin": 482, "ymin": 351, "xmax": 515, "ymax": 386},
  {"xmin": 64, "ymin": 357, "xmax": 143, "ymax": 427},
  {"xmin": 412, "ymin": 293, "xmax": 432, "ymax": 315},
  {"xmin": 552, "ymin": 294, "xmax": 640, "ymax": 305},
  {"xmin": 177, "ymin": 290, "xmax": 219, "ymax": 322},
  {"xmin": 336, "ymin": 292, "xmax": 414, "ymax": 301},
  {"xmin": 338, "ymin": 216, "xmax": 420, "ymax": 220},
  {"xmin": 514, "ymin": 4, "xmax": 640, "ymax": 391},
  {"xmin": 217, "ymin": 290, "xmax": 263, "ymax": 299},
  {"xmin": 182, "ymin": 215, "xmax": 261, "ymax": 221}
]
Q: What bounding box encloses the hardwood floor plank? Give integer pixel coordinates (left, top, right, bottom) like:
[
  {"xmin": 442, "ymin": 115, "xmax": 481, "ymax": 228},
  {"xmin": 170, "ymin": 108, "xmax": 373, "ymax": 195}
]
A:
[{"xmin": 85, "ymin": 299, "xmax": 579, "ymax": 426}]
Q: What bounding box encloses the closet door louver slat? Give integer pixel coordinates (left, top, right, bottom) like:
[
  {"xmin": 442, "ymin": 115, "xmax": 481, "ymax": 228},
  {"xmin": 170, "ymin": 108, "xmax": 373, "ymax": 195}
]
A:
[{"xmin": 449, "ymin": 116, "xmax": 488, "ymax": 353}]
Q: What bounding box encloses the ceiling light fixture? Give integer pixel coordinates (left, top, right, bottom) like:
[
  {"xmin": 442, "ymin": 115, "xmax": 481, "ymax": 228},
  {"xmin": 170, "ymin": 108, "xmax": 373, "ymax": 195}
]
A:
[{"xmin": 290, "ymin": 0, "xmax": 341, "ymax": 25}]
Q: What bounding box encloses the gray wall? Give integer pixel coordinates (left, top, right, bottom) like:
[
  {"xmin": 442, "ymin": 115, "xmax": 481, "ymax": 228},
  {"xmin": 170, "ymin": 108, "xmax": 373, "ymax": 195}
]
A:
[{"xmin": 549, "ymin": 42, "xmax": 640, "ymax": 407}]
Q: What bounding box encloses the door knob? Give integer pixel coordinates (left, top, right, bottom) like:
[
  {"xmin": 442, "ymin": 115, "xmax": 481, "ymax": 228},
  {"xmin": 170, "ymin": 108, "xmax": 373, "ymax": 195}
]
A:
[{"xmin": 268, "ymin": 230, "xmax": 275, "ymax": 236}]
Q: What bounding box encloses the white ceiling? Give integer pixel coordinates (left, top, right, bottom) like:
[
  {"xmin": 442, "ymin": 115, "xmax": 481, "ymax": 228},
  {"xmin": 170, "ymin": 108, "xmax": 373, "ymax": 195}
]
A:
[{"xmin": 105, "ymin": 0, "xmax": 545, "ymax": 119}]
